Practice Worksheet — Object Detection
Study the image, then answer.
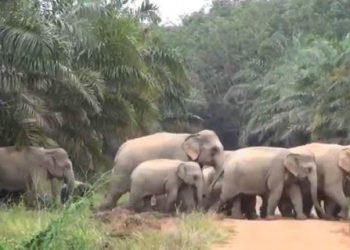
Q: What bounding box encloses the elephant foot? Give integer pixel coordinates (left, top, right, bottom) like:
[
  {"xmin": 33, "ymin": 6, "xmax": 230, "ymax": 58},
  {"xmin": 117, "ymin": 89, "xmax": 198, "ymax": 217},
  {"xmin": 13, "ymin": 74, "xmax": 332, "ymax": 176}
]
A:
[
  {"xmin": 338, "ymin": 211, "xmax": 349, "ymax": 220},
  {"xmin": 265, "ymin": 215, "xmax": 278, "ymax": 220},
  {"xmin": 295, "ymin": 214, "xmax": 307, "ymax": 220},
  {"xmin": 231, "ymin": 212, "xmax": 245, "ymax": 220},
  {"xmin": 324, "ymin": 215, "xmax": 337, "ymax": 221},
  {"xmin": 249, "ymin": 214, "xmax": 258, "ymax": 220},
  {"xmin": 246, "ymin": 212, "xmax": 258, "ymax": 220},
  {"xmin": 307, "ymin": 214, "xmax": 316, "ymax": 219}
]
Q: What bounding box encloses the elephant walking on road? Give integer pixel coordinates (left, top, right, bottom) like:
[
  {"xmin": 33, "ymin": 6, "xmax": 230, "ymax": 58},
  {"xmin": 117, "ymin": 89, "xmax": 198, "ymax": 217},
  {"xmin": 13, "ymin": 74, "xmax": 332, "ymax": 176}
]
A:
[
  {"xmin": 99, "ymin": 130, "xmax": 224, "ymax": 210},
  {"xmin": 0, "ymin": 147, "xmax": 75, "ymax": 207},
  {"xmin": 204, "ymin": 164, "xmax": 257, "ymax": 219},
  {"xmin": 212, "ymin": 147, "xmax": 324, "ymax": 219},
  {"xmin": 279, "ymin": 143, "xmax": 350, "ymax": 219},
  {"xmin": 129, "ymin": 159, "xmax": 204, "ymax": 213}
]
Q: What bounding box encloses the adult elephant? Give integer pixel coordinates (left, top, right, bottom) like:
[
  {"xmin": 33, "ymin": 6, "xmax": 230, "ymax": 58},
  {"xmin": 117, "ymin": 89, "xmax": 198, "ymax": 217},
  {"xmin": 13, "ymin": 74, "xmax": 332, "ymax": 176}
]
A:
[
  {"xmin": 279, "ymin": 143, "xmax": 350, "ymax": 219},
  {"xmin": 212, "ymin": 147, "xmax": 324, "ymax": 219},
  {"xmin": 323, "ymin": 176, "xmax": 350, "ymax": 218},
  {"xmin": 203, "ymin": 164, "xmax": 258, "ymax": 219},
  {"xmin": 99, "ymin": 130, "xmax": 224, "ymax": 210},
  {"xmin": 0, "ymin": 147, "xmax": 75, "ymax": 207}
]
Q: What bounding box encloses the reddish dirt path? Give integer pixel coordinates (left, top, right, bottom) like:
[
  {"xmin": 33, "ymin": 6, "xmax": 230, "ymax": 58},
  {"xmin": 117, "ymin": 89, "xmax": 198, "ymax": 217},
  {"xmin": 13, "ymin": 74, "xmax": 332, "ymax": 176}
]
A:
[{"xmin": 213, "ymin": 218, "xmax": 350, "ymax": 250}]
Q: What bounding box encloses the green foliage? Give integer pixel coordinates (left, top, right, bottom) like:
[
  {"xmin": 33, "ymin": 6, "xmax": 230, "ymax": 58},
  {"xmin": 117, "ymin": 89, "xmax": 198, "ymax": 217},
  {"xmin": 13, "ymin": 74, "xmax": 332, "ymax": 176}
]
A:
[
  {"xmin": 158, "ymin": 0, "xmax": 350, "ymax": 146},
  {"xmin": 0, "ymin": 203, "xmax": 107, "ymax": 250},
  {"xmin": 0, "ymin": 201, "xmax": 228, "ymax": 250},
  {"xmin": 0, "ymin": 0, "xmax": 190, "ymax": 175}
]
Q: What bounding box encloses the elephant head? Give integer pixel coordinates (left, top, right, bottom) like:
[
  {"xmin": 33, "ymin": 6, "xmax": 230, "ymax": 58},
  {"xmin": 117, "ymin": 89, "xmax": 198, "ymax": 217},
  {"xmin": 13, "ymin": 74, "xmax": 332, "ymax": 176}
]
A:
[
  {"xmin": 41, "ymin": 148, "xmax": 75, "ymax": 200},
  {"xmin": 176, "ymin": 162, "xmax": 204, "ymax": 208},
  {"xmin": 283, "ymin": 153, "xmax": 324, "ymax": 217},
  {"xmin": 338, "ymin": 148, "xmax": 350, "ymax": 175},
  {"xmin": 182, "ymin": 130, "xmax": 225, "ymax": 172}
]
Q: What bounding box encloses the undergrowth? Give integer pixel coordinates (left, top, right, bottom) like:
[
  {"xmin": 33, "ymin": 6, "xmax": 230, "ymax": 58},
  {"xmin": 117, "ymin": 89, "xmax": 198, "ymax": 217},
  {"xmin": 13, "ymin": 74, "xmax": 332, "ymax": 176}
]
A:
[{"xmin": 0, "ymin": 195, "xmax": 229, "ymax": 250}]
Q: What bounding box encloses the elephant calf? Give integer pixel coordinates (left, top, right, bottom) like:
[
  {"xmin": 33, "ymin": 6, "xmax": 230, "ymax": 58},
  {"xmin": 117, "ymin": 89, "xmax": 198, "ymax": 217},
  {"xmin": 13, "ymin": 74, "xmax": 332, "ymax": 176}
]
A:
[{"xmin": 129, "ymin": 159, "xmax": 204, "ymax": 213}]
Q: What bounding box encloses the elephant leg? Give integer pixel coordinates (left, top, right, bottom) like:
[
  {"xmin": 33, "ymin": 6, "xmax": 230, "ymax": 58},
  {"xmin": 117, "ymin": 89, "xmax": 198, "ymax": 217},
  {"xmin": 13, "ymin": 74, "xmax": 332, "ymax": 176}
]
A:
[
  {"xmin": 324, "ymin": 185, "xmax": 349, "ymax": 219},
  {"xmin": 260, "ymin": 196, "xmax": 268, "ymax": 218},
  {"xmin": 166, "ymin": 189, "xmax": 178, "ymax": 213},
  {"xmin": 278, "ymin": 198, "xmax": 295, "ymax": 218},
  {"xmin": 128, "ymin": 191, "xmax": 145, "ymax": 213},
  {"xmin": 287, "ymin": 184, "xmax": 306, "ymax": 220},
  {"xmin": 51, "ymin": 178, "xmax": 62, "ymax": 206},
  {"xmin": 302, "ymin": 195, "xmax": 313, "ymax": 218},
  {"xmin": 24, "ymin": 180, "xmax": 40, "ymax": 209},
  {"xmin": 178, "ymin": 186, "xmax": 196, "ymax": 212},
  {"xmin": 231, "ymin": 196, "xmax": 244, "ymax": 219},
  {"xmin": 142, "ymin": 196, "xmax": 154, "ymax": 212},
  {"xmin": 324, "ymin": 198, "xmax": 338, "ymax": 219},
  {"xmin": 266, "ymin": 183, "xmax": 284, "ymax": 220},
  {"xmin": 223, "ymin": 198, "xmax": 234, "ymax": 216},
  {"xmin": 314, "ymin": 198, "xmax": 325, "ymax": 219},
  {"xmin": 99, "ymin": 173, "xmax": 130, "ymax": 210},
  {"xmin": 242, "ymin": 195, "xmax": 257, "ymax": 220},
  {"xmin": 215, "ymin": 184, "xmax": 239, "ymax": 214}
]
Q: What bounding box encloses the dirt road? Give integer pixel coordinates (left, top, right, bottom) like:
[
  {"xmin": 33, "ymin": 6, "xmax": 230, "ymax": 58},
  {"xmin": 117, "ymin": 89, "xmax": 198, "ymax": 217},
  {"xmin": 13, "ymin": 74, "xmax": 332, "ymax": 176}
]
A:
[{"xmin": 213, "ymin": 218, "xmax": 350, "ymax": 250}]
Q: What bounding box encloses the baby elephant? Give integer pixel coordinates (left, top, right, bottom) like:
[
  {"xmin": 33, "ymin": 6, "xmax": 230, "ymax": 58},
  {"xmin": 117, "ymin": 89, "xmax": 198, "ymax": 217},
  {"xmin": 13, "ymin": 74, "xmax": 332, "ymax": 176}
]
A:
[{"xmin": 129, "ymin": 159, "xmax": 204, "ymax": 213}]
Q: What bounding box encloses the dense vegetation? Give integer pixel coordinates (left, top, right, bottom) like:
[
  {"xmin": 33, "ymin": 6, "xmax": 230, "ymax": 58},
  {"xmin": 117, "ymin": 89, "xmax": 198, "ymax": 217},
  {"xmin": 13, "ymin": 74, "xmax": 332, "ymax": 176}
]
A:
[
  {"xmin": 0, "ymin": 0, "xmax": 190, "ymax": 177},
  {"xmin": 0, "ymin": 200, "xmax": 228, "ymax": 249},
  {"xmin": 1, "ymin": 0, "xmax": 350, "ymax": 248},
  {"xmin": 2, "ymin": 0, "xmax": 350, "ymax": 175},
  {"xmin": 158, "ymin": 0, "xmax": 350, "ymax": 148}
]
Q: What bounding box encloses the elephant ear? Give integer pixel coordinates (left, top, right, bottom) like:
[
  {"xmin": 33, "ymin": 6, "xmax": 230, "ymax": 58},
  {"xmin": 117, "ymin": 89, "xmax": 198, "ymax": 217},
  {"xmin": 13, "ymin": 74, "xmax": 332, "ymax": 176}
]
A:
[
  {"xmin": 177, "ymin": 163, "xmax": 188, "ymax": 182},
  {"xmin": 182, "ymin": 134, "xmax": 201, "ymax": 161},
  {"xmin": 284, "ymin": 154, "xmax": 299, "ymax": 177},
  {"xmin": 338, "ymin": 149, "xmax": 350, "ymax": 173},
  {"xmin": 44, "ymin": 149, "xmax": 66, "ymax": 178}
]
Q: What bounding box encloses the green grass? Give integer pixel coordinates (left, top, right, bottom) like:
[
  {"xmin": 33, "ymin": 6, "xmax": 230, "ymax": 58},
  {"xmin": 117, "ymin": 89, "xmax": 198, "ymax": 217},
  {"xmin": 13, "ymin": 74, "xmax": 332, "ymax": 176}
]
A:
[
  {"xmin": 0, "ymin": 201, "xmax": 108, "ymax": 250},
  {"xmin": 0, "ymin": 196, "xmax": 230, "ymax": 250}
]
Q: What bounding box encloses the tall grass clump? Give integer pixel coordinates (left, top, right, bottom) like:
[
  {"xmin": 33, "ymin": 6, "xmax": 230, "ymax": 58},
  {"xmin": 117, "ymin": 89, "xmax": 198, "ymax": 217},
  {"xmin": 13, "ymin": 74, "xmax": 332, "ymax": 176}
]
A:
[{"xmin": 0, "ymin": 201, "xmax": 108, "ymax": 250}]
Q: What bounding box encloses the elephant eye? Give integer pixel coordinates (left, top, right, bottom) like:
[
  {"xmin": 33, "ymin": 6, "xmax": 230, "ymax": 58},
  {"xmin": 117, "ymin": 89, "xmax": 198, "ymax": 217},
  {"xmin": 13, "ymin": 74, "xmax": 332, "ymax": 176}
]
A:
[
  {"xmin": 193, "ymin": 175, "xmax": 198, "ymax": 181},
  {"xmin": 211, "ymin": 146, "xmax": 219, "ymax": 155}
]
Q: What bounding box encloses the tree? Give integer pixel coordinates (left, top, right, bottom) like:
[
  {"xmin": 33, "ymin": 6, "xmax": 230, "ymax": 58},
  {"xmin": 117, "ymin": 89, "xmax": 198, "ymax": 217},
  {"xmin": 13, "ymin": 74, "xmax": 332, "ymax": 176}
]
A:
[
  {"xmin": 157, "ymin": 0, "xmax": 350, "ymax": 148},
  {"xmin": 0, "ymin": 0, "xmax": 190, "ymax": 176}
]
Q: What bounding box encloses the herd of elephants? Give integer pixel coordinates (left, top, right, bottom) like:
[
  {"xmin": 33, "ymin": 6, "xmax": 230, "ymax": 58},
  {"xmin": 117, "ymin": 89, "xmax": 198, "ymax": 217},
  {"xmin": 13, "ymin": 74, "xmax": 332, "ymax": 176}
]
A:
[{"xmin": 0, "ymin": 129, "xmax": 349, "ymax": 220}]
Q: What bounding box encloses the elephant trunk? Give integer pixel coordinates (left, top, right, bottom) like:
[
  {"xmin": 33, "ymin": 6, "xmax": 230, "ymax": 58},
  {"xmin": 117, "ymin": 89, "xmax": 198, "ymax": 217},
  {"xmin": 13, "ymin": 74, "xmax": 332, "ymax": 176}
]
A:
[
  {"xmin": 196, "ymin": 177, "xmax": 204, "ymax": 209},
  {"xmin": 209, "ymin": 169, "xmax": 224, "ymax": 193},
  {"xmin": 308, "ymin": 170, "xmax": 325, "ymax": 218},
  {"xmin": 64, "ymin": 163, "xmax": 75, "ymax": 199}
]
